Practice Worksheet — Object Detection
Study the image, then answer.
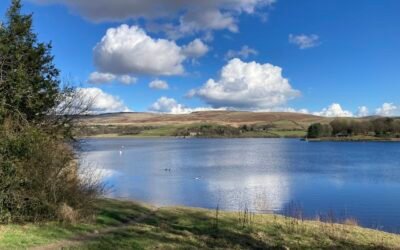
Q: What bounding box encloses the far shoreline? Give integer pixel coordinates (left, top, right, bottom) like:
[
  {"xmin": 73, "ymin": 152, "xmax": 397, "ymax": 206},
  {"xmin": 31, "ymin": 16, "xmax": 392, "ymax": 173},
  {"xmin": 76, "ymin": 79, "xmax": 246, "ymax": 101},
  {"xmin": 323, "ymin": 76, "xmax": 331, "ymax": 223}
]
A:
[
  {"xmin": 305, "ymin": 137, "xmax": 400, "ymax": 142},
  {"xmin": 80, "ymin": 134, "xmax": 400, "ymax": 142},
  {"xmin": 78, "ymin": 134, "xmax": 303, "ymax": 139}
]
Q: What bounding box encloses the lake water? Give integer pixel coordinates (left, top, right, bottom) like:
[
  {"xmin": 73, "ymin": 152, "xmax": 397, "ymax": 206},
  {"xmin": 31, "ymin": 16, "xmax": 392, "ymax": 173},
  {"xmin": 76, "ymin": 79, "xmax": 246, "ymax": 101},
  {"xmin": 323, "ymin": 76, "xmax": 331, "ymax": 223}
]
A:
[{"xmin": 80, "ymin": 138, "xmax": 400, "ymax": 232}]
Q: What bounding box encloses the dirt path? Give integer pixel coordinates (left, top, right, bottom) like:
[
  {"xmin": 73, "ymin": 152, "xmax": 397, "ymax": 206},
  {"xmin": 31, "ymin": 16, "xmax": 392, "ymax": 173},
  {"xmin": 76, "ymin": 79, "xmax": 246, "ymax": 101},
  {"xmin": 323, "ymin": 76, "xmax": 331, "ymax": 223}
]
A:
[{"xmin": 29, "ymin": 208, "xmax": 159, "ymax": 250}]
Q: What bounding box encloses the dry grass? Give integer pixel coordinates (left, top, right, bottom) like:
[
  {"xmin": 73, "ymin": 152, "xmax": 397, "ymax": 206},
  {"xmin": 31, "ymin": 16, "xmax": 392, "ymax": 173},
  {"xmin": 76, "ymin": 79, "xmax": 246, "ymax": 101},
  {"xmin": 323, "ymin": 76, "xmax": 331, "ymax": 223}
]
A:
[{"xmin": 57, "ymin": 203, "xmax": 80, "ymax": 224}]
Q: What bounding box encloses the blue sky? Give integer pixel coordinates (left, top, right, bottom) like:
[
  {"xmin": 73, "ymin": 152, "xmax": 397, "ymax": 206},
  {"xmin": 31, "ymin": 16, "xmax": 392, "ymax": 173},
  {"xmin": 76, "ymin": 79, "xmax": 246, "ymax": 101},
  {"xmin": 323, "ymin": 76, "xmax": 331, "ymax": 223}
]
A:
[{"xmin": 1, "ymin": 0, "xmax": 400, "ymax": 116}]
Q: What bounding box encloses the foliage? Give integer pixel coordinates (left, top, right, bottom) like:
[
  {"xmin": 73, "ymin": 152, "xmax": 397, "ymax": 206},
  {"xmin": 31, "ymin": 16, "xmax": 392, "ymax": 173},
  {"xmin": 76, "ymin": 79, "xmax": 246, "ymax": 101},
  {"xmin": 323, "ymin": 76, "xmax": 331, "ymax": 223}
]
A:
[
  {"xmin": 0, "ymin": 119, "xmax": 103, "ymax": 223},
  {"xmin": 371, "ymin": 118, "xmax": 400, "ymax": 136},
  {"xmin": 174, "ymin": 124, "xmax": 241, "ymax": 137},
  {"xmin": 0, "ymin": 0, "xmax": 60, "ymax": 122},
  {"xmin": 0, "ymin": 1, "xmax": 102, "ymax": 224},
  {"xmin": 307, "ymin": 118, "xmax": 400, "ymax": 138},
  {"xmin": 307, "ymin": 123, "xmax": 333, "ymax": 138}
]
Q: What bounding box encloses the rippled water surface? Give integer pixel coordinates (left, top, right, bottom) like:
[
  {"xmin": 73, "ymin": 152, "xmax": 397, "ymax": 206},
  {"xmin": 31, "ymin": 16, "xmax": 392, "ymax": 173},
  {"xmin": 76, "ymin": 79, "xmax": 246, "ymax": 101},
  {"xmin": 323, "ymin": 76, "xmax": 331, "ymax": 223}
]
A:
[{"xmin": 80, "ymin": 138, "xmax": 400, "ymax": 232}]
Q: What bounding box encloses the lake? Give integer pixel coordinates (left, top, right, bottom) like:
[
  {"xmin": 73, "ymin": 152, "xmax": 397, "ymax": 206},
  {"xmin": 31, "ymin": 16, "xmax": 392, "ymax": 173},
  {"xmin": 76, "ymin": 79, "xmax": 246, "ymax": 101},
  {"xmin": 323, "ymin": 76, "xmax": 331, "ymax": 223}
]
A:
[{"xmin": 80, "ymin": 138, "xmax": 400, "ymax": 232}]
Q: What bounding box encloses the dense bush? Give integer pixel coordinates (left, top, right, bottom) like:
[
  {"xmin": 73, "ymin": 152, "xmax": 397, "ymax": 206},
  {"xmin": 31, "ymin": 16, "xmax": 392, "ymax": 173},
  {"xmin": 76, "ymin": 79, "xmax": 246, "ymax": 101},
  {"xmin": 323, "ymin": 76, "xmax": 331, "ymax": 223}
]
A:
[
  {"xmin": 0, "ymin": 120, "xmax": 102, "ymax": 223},
  {"xmin": 307, "ymin": 123, "xmax": 332, "ymax": 138}
]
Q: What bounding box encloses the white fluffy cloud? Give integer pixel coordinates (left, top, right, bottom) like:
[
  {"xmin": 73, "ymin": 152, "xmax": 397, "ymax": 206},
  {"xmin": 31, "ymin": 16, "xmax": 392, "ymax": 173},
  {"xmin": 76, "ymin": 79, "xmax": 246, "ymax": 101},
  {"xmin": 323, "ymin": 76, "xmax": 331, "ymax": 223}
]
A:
[
  {"xmin": 149, "ymin": 97, "xmax": 225, "ymax": 114},
  {"xmin": 88, "ymin": 72, "xmax": 136, "ymax": 84},
  {"xmin": 88, "ymin": 72, "xmax": 116, "ymax": 84},
  {"xmin": 94, "ymin": 25, "xmax": 186, "ymax": 76},
  {"xmin": 190, "ymin": 58, "xmax": 300, "ymax": 110},
  {"xmin": 280, "ymin": 107, "xmax": 310, "ymax": 114},
  {"xmin": 356, "ymin": 106, "xmax": 369, "ymax": 117},
  {"xmin": 289, "ymin": 34, "xmax": 320, "ymax": 49},
  {"xmin": 32, "ymin": 0, "xmax": 275, "ymax": 37},
  {"xmin": 375, "ymin": 103, "xmax": 398, "ymax": 116},
  {"xmin": 149, "ymin": 97, "xmax": 189, "ymax": 114},
  {"xmin": 284, "ymin": 103, "xmax": 400, "ymax": 117},
  {"xmin": 119, "ymin": 75, "xmax": 137, "ymax": 84},
  {"xmin": 149, "ymin": 79, "xmax": 169, "ymax": 90},
  {"xmin": 182, "ymin": 39, "xmax": 209, "ymax": 58},
  {"xmin": 92, "ymin": 25, "xmax": 211, "ymax": 79},
  {"xmin": 175, "ymin": 9, "xmax": 238, "ymax": 38},
  {"xmin": 77, "ymin": 87, "xmax": 131, "ymax": 113},
  {"xmin": 313, "ymin": 103, "xmax": 353, "ymax": 117},
  {"xmin": 225, "ymin": 45, "xmax": 258, "ymax": 60}
]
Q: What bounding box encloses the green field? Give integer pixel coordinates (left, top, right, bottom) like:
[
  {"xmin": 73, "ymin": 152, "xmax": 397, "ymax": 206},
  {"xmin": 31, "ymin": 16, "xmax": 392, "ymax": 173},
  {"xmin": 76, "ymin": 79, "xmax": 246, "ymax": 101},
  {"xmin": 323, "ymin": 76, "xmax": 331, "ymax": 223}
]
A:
[
  {"xmin": 1, "ymin": 199, "xmax": 399, "ymax": 249},
  {"xmin": 136, "ymin": 125, "xmax": 181, "ymax": 137}
]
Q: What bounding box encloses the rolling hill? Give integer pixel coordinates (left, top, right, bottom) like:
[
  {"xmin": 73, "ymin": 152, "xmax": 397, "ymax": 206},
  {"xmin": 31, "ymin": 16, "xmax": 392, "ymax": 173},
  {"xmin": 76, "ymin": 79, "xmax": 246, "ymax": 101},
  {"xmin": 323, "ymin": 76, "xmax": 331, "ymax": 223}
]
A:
[
  {"xmin": 80, "ymin": 111, "xmax": 329, "ymax": 126},
  {"xmin": 77, "ymin": 111, "xmax": 332, "ymax": 138}
]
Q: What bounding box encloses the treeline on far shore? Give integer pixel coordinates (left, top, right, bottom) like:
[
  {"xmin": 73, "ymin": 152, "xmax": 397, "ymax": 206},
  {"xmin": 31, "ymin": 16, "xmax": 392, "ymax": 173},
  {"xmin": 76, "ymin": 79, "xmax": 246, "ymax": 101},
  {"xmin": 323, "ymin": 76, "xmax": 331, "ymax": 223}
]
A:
[
  {"xmin": 76, "ymin": 124, "xmax": 268, "ymax": 137},
  {"xmin": 307, "ymin": 117, "xmax": 400, "ymax": 139}
]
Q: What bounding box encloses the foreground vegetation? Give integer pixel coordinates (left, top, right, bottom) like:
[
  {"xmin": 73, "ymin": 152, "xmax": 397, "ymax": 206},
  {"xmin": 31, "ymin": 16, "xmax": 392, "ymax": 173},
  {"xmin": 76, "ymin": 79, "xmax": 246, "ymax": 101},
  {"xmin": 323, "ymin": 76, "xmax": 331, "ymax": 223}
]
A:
[
  {"xmin": 0, "ymin": 199, "xmax": 399, "ymax": 249},
  {"xmin": 0, "ymin": 1, "xmax": 102, "ymax": 224}
]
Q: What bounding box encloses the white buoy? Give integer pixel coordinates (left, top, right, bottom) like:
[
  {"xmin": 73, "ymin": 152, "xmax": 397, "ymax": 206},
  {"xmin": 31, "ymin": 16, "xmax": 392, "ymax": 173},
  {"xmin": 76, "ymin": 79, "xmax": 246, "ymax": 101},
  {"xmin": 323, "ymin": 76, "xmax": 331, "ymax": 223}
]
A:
[{"xmin": 119, "ymin": 150, "xmax": 123, "ymax": 156}]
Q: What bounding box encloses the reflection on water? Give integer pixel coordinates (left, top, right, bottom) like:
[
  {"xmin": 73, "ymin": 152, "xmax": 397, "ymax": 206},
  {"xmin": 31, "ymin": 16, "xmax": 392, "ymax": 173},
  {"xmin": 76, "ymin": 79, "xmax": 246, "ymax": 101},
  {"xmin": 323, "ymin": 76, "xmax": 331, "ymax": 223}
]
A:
[
  {"xmin": 206, "ymin": 174, "xmax": 290, "ymax": 212},
  {"xmin": 80, "ymin": 138, "xmax": 400, "ymax": 232}
]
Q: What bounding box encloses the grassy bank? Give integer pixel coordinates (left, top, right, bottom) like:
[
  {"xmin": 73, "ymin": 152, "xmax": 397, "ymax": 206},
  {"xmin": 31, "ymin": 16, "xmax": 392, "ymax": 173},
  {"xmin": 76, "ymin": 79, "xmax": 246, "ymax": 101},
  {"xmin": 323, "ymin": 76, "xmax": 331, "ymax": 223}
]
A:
[{"xmin": 1, "ymin": 199, "xmax": 399, "ymax": 249}]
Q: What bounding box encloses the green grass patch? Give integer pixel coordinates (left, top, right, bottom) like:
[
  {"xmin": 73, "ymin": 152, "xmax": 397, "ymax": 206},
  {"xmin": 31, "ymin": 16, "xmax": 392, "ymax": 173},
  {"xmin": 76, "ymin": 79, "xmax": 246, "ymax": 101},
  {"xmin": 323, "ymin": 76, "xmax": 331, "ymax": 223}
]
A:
[
  {"xmin": 137, "ymin": 125, "xmax": 181, "ymax": 137},
  {"xmin": 270, "ymin": 120, "xmax": 304, "ymax": 130},
  {"xmin": 1, "ymin": 199, "xmax": 400, "ymax": 249}
]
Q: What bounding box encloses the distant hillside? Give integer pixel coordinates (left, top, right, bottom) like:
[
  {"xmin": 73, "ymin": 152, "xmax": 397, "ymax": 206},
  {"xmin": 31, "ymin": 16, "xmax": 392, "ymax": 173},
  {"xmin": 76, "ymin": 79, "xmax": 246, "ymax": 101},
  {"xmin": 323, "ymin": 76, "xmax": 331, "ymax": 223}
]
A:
[
  {"xmin": 80, "ymin": 111, "xmax": 329, "ymax": 126},
  {"xmin": 79, "ymin": 112, "xmax": 397, "ymax": 139},
  {"xmin": 77, "ymin": 111, "xmax": 333, "ymax": 138}
]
